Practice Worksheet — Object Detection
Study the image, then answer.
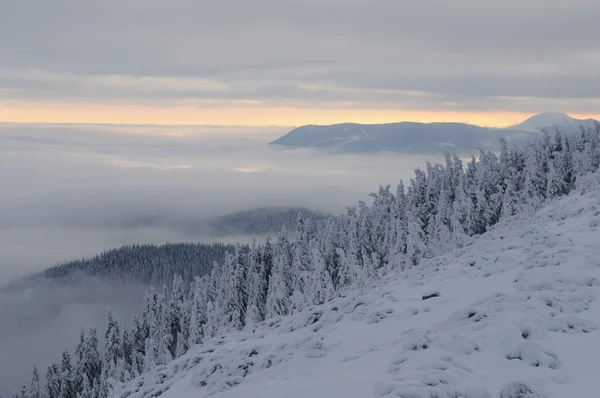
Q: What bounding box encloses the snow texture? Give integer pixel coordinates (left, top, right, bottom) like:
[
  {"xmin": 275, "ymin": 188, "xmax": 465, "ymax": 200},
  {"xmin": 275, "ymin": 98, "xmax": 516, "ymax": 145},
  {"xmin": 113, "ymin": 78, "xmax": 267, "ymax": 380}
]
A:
[{"xmin": 112, "ymin": 187, "xmax": 600, "ymax": 398}]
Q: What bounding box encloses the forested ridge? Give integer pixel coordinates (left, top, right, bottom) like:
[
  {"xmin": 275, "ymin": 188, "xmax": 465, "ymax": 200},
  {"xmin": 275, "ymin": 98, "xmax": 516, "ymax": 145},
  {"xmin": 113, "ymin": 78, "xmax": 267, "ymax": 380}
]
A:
[
  {"xmin": 12, "ymin": 124, "xmax": 600, "ymax": 398},
  {"xmin": 42, "ymin": 242, "xmax": 236, "ymax": 287}
]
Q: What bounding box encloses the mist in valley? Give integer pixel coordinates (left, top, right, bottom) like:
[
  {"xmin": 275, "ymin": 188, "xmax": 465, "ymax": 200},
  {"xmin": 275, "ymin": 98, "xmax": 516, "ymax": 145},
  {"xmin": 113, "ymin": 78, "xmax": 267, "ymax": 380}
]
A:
[{"xmin": 0, "ymin": 123, "xmax": 440, "ymax": 395}]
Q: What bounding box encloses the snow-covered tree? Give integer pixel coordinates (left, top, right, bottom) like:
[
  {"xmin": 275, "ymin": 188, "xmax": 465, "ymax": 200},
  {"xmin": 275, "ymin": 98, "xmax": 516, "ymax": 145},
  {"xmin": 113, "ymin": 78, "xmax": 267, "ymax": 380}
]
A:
[
  {"xmin": 188, "ymin": 276, "xmax": 208, "ymax": 347},
  {"xmin": 306, "ymin": 243, "xmax": 335, "ymax": 306},
  {"xmin": 58, "ymin": 350, "xmax": 75, "ymax": 398},
  {"xmin": 28, "ymin": 366, "xmax": 41, "ymax": 398},
  {"xmin": 45, "ymin": 364, "xmax": 62, "ymax": 398},
  {"xmin": 103, "ymin": 312, "xmax": 121, "ymax": 382}
]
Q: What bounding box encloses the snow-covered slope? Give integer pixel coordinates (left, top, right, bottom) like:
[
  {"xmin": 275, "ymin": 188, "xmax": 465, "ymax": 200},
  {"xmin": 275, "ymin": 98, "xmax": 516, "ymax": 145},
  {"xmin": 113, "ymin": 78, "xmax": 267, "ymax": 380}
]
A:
[
  {"xmin": 511, "ymin": 112, "xmax": 599, "ymax": 134},
  {"xmin": 113, "ymin": 188, "xmax": 600, "ymax": 398}
]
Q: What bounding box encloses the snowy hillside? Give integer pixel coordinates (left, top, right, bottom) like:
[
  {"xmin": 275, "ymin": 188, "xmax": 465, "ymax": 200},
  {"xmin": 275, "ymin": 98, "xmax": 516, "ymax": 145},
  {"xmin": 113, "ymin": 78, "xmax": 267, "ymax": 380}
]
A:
[
  {"xmin": 11, "ymin": 124, "xmax": 600, "ymax": 398},
  {"xmin": 112, "ymin": 186, "xmax": 600, "ymax": 398}
]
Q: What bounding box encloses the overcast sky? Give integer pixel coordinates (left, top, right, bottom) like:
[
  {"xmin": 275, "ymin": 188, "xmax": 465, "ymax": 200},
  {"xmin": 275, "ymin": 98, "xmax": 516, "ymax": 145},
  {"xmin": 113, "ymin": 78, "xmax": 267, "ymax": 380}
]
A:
[{"xmin": 2, "ymin": 0, "xmax": 600, "ymax": 126}]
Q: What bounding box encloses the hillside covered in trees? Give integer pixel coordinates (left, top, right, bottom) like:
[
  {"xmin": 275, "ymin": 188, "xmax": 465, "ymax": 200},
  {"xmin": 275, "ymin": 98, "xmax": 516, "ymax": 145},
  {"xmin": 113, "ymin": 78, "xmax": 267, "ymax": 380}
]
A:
[
  {"xmin": 11, "ymin": 123, "xmax": 600, "ymax": 398},
  {"xmin": 40, "ymin": 242, "xmax": 236, "ymax": 287}
]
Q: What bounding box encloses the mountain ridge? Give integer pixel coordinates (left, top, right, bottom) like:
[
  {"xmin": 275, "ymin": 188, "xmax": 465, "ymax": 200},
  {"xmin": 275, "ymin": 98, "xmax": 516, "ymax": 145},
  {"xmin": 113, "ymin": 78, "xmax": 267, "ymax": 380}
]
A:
[
  {"xmin": 270, "ymin": 112, "xmax": 599, "ymax": 154},
  {"xmin": 269, "ymin": 121, "xmax": 533, "ymax": 154}
]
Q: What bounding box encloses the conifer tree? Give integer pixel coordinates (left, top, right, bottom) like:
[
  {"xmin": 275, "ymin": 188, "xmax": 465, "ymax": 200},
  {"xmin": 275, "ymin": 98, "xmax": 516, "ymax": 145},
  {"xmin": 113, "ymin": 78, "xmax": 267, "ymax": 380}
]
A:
[
  {"xmin": 167, "ymin": 275, "xmax": 186, "ymax": 358},
  {"xmin": 307, "ymin": 243, "xmax": 335, "ymax": 306},
  {"xmin": 245, "ymin": 240, "xmax": 267, "ymax": 325},
  {"xmin": 103, "ymin": 312, "xmax": 121, "ymax": 381},
  {"xmin": 58, "ymin": 350, "xmax": 75, "ymax": 398},
  {"xmin": 45, "ymin": 364, "xmax": 61, "ymax": 398},
  {"xmin": 265, "ymin": 246, "xmax": 290, "ymax": 319},
  {"xmin": 29, "ymin": 366, "xmax": 41, "ymax": 398},
  {"xmin": 188, "ymin": 276, "xmax": 208, "ymax": 346}
]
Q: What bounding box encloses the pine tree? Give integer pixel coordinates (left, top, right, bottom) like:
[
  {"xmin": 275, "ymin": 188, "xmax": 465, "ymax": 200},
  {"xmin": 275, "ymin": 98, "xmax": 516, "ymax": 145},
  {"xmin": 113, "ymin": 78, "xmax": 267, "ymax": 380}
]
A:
[
  {"xmin": 261, "ymin": 235, "xmax": 275, "ymax": 297},
  {"xmin": 203, "ymin": 300, "xmax": 221, "ymax": 339},
  {"xmin": 429, "ymin": 174, "xmax": 453, "ymax": 255},
  {"xmin": 130, "ymin": 316, "xmax": 147, "ymax": 376},
  {"xmin": 103, "ymin": 312, "xmax": 121, "ymax": 382},
  {"xmin": 17, "ymin": 385, "xmax": 27, "ymax": 398},
  {"xmin": 265, "ymin": 250, "xmax": 290, "ymax": 319},
  {"xmin": 392, "ymin": 180, "xmax": 408, "ymax": 258},
  {"xmin": 321, "ymin": 220, "xmax": 342, "ymax": 288},
  {"xmin": 406, "ymin": 211, "xmax": 427, "ymax": 266},
  {"xmin": 81, "ymin": 329, "xmax": 101, "ymax": 390},
  {"xmin": 29, "ymin": 366, "xmax": 41, "ymax": 398},
  {"xmin": 336, "ymin": 249, "xmax": 354, "ymax": 290},
  {"xmin": 500, "ymin": 175, "xmax": 519, "ymax": 218},
  {"xmin": 167, "ymin": 275, "xmax": 186, "ymax": 358},
  {"xmin": 175, "ymin": 332, "xmax": 186, "ymax": 358},
  {"xmin": 290, "ymin": 219, "xmax": 313, "ymax": 314},
  {"xmin": 143, "ymin": 287, "xmax": 172, "ymax": 366},
  {"xmin": 188, "ymin": 276, "xmax": 208, "ymax": 346},
  {"xmin": 306, "ymin": 244, "xmax": 335, "ymax": 306},
  {"xmin": 228, "ymin": 246, "xmax": 249, "ymax": 330},
  {"xmin": 523, "ymin": 141, "xmax": 548, "ymax": 210},
  {"xmin": 245, "ymin": 241, "xmax": 267, "ymax": 325},
  {"xmin": 143, "ymin": 337, "xmax": 157, "ymax": 373},
  {"xmin": 45, "ymin": 363, "xmax": 62, "ymax": 398},
  {"xmin": 120, "ymin": 326, "xmax": 133, "ymax": 377},
  {"xmin": 77, "ymin": 375, "xmax": 94, "ymax": 398},
  {"xmin": 96, "ymin": 367, "xmax": 111, "ymax": 398},
  {"xmin": 58, "ymin": 350, "xmax": 75, "ymax": 398},
  {"xmin": 546, "ymin": 160, "xmax": 563, "ymax": 198},
  {"xmin": 463, "ymin": 155, "xmax": 479, "ymax": 234},
  {"xmin": 73, "ymin": 329, "xmax": 86, "ymax": 393}
]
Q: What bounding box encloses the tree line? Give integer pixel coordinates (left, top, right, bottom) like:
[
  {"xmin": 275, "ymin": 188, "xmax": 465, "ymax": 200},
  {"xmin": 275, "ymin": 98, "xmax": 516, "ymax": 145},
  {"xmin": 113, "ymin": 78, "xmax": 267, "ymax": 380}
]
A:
[{"xmin": 43, "ymin": 242, "xmax": 234, "ymax": 286}]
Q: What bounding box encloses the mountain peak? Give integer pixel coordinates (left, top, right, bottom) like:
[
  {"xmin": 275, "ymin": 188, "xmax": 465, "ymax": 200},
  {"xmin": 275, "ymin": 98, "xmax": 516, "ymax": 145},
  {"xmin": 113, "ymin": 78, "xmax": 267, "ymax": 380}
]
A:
[
  {"xmin": 524, "ymin": 111, "xmax": 573, "ymax": 122},
  {"xmin": 512, "ymin": 112, "xmax": 578, "ymax": 131}
]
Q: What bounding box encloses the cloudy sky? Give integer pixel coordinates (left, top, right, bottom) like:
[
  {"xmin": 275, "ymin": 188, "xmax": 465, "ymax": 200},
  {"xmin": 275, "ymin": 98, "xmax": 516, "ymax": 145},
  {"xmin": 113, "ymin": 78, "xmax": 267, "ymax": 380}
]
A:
[{"xmin": 2, "ymin": 0, "xmax": 600, "ymax": 126}]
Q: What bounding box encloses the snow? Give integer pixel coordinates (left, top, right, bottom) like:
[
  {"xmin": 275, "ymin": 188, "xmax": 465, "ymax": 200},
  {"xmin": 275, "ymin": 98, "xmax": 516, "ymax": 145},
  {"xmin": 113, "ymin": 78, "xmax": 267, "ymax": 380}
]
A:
[
  {"xmin": 511, "ymin": 112, "xmax": 598, "ymax": 133},
  {"xmin": 112, "ymin": 188, "xmax": 600, "ymax": 398}
]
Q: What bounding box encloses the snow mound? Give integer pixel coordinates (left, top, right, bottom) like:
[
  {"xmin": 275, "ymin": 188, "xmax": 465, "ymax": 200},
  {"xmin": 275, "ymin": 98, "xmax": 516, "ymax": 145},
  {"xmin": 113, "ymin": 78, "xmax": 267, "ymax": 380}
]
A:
[{"xmin": 112, "ymin": 189, "xmax": 600, "ymax": 398}]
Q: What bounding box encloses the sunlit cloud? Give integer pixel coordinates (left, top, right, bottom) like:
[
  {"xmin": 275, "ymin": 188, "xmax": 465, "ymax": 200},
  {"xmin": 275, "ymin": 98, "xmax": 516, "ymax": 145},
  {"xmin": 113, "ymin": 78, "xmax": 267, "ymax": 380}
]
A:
[{"xmin": 231, "ymin": 166, "xmax": 268, "ymax": 173}]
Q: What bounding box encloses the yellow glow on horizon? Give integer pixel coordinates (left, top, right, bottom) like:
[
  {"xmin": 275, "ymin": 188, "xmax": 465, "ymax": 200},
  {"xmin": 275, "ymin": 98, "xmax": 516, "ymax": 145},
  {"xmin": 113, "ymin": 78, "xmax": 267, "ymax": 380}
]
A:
[{"xmin": 2, "ymin": 102, "xmax": 599, "ymax": 128}]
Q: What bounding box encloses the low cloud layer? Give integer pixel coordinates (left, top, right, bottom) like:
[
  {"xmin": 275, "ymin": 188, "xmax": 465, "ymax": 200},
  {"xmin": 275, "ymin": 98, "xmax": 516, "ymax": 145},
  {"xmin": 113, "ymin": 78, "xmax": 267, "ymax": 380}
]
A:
[{"xmin": 2, "ymin": 0, "xmax": 600, "ymax": 114}]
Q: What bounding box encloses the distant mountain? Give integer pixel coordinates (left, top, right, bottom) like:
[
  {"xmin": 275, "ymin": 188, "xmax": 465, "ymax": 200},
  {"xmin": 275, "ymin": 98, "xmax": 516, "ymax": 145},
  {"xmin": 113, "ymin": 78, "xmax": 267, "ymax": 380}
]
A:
[
  {"xmin": 269, "ymin": 122, "xmax": 536, "ymax": 154},
  {"xmin": 207, "ymin": 207, "xmax": 330, "ymax": 237},
  {"xmin": 511, "ymin": 112, "xmax": 599, "ymax": 133},
  {"xmin": 269, "ymin": 113, "xmax": 600, "ymax": 154}
]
